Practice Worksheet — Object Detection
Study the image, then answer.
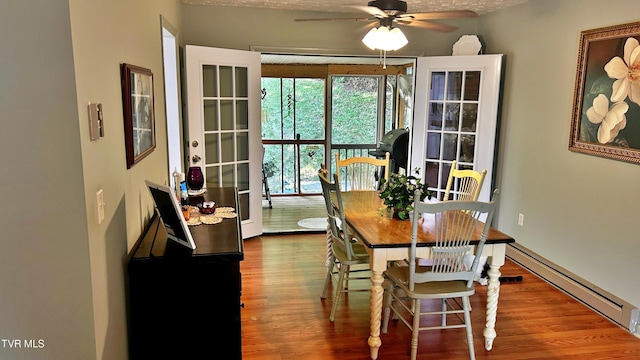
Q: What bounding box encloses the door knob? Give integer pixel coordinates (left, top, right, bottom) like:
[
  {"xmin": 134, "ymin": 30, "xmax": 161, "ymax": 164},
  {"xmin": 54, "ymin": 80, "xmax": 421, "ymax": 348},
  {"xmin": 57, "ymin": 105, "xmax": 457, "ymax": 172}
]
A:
[{"xmin": 192, "ymin": 155, "xmax": 201, "ymax": 163}]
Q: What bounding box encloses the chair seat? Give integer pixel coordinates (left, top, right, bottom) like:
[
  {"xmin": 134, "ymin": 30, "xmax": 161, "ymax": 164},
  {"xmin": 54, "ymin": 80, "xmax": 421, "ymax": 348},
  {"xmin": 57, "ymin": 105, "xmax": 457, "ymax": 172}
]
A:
[
  {"xmin": 332, "ymin": 240, "xmax": 369, "ymax": 265},
  {"xmin": 385, "ymin": 265, "xmax": 475, "ymax": 299}
]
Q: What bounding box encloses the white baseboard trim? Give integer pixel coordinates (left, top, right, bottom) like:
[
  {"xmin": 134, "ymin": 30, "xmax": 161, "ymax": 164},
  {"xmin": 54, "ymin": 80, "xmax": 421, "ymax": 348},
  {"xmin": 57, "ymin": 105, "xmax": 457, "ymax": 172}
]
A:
[{"xmin": 506, "ymin": 243, "xmax": 638, "ymax": 334}]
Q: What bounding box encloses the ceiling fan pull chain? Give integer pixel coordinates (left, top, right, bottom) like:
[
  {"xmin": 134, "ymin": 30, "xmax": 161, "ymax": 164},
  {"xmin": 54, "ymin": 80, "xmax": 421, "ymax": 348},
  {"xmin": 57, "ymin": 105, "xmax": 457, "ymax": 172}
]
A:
[{"xmin": 382, "ymin": 50, "xmax": 387, "ymax": 69}]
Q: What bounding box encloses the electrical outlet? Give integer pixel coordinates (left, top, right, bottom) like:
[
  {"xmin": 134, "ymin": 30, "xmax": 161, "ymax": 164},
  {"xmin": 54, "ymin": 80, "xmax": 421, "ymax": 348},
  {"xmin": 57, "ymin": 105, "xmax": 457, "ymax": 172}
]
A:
[
  {"xmin": 97, "ymin": 189, "xmax": 105, "ymax": 224},
  {"xmin": 518, "ymin": 213, "xmax": 524, "ymax": 226}
]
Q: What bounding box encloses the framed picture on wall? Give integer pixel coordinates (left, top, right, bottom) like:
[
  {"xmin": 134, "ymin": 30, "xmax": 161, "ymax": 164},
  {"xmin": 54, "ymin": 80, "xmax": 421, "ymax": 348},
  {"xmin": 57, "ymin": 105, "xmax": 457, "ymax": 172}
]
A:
[
  {"xmin": 121, "ymin": 63, "xmax": 156, "ymax": 169},
  {"xmin": 569, "ymin": 21, "xmax": 640, "ymax": 164}
]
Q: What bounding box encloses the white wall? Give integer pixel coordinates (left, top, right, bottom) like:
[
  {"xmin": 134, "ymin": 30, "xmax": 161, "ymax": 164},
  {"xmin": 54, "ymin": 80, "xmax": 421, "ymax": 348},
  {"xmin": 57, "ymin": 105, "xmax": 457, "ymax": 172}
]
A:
[{"xmin": 481, "ymin": 0, "xmax": 640, "ymax": 308}]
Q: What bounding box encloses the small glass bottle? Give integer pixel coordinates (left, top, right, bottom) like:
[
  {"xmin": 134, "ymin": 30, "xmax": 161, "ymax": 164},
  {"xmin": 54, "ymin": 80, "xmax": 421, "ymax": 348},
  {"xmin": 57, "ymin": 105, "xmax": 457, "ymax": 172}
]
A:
[
  {"xmin": 172, "ymin": 168, "xmax": 181, "ymax": 200},
  {"xmin": 180, "ymin": 181, "xmax": 188, "ymax": 205}
]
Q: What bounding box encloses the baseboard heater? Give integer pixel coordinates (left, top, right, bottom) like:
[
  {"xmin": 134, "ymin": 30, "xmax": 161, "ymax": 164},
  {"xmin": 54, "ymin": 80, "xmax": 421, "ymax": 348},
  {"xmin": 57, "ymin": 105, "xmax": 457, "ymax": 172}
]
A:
[{"xmin": 506, "ymin": 243, "xmax": 639, "ymax": 334}]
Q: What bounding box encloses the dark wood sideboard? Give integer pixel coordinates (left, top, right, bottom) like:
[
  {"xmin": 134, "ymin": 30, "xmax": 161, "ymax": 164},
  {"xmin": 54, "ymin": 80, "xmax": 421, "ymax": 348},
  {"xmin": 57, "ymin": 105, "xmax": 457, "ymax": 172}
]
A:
[{"xmin": 127, "ymin": 187, "xmax": 244, "ymax": 359}]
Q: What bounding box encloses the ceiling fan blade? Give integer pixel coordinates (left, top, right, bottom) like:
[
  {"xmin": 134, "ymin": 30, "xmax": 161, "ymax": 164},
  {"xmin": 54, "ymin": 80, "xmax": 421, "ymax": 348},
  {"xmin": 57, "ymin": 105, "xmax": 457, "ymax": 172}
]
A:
[
  {"xmin": 396, "ymin": 20, "xmax": 458, "ymax": 32},
  {"xmin": 350, "ymin": 5, "xmax": 388, "ymax": 18},
  {"xmin": 294, "ymin": 17, "xmax": 372, "ymax": 22},
  {"xmin": 398, "ymin": 10, "xmax": 477, "ymax": 21},
  {"xmin": 358, "ymin": 21, "xmax": 378, "ymax": 33}
]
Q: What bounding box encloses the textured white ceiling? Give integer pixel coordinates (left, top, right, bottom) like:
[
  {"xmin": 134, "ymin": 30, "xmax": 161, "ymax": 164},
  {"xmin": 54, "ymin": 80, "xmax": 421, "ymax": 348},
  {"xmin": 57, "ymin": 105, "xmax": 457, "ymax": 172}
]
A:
[{"xmin": 181, "ymin": 0, "xmax": 529, "ymax": 15}]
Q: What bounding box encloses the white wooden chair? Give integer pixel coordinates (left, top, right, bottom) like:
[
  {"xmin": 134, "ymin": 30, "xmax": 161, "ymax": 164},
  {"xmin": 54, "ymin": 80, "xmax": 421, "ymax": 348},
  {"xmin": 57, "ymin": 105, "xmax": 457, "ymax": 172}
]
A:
[
  {"xmin": 441, "ymin": 160, "xmax": 488, "ymax": 290},
  {"xmin": 318, "ymin": 171, "xmax": 370, "ymax": 322},
  {"xmin": 335, "ymin": 152, "xmax": 390, "ymax": 191},
  {"xmin": 443, "ymin": 160, "xmax": 487, "ymax": 201},
  {"xmin": 382, "ymin": 189, "xmax": 500, "ymax": 360}
]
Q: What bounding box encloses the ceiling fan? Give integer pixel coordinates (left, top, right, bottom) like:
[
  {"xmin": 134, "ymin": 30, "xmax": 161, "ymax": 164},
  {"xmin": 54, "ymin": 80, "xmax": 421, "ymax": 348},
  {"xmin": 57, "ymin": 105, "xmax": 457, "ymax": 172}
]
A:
[{"xmin": 294, "ymin": 0, "xmax": 477, "ymax": 33}]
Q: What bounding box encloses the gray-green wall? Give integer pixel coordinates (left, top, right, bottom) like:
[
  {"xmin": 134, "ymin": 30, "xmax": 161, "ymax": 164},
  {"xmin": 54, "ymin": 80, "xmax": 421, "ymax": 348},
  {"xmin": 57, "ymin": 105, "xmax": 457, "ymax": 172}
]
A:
[
  {"xmin": 1, "ymin": 0, "xmax": 181, "ymax": 359},
  {"xmin": 0, "ymin": 0, "xmax": 95, "ymax": 358},
  {"xmin": 481, "ymin": 0, "xmax": 640, "ymax": 309}
]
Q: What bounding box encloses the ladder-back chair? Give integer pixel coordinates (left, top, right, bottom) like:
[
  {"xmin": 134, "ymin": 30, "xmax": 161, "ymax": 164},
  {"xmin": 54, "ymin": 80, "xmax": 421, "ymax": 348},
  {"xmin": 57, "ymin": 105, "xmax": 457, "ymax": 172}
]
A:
[
  {"xmin": 318, "ymin": 171, "xmax": 370, "ymax": 322},
  {"xmin": 382, "ymin": 189, "xmax": 500, "ymax": 360},
  {"xmin": 443, "ymin": 160, "xmax": 487, "ymax": 201},
  {"xmin": 335, "ymin": 152, "xmax": 390, "ymax": 191}
]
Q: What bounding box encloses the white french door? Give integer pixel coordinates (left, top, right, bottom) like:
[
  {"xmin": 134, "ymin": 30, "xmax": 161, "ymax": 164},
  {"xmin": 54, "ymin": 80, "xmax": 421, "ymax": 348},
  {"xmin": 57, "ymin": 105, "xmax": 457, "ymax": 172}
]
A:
[
  {"xmin": 410, "ymin": 55, "xmax": 503, "ymax": 202},
  {"xmin": 185, "ymin": 45, "xmax": 262, "ymax": 238}
]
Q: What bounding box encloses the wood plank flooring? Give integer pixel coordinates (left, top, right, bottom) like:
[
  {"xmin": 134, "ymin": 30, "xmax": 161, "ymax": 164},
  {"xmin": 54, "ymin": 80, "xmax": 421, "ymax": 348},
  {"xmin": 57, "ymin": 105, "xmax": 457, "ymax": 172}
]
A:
[
  {"xmin": 262, "ymin": 195, "xmax": 326, "ymax": 234},
  {"xmin": 241, "ymin": 233, "xmax": 640, "ymax": 359}
]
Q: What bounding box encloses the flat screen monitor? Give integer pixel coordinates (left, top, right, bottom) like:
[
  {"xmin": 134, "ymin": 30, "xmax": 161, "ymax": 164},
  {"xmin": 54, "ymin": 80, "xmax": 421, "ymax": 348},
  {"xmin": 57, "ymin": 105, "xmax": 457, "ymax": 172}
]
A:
[{"xmin": 145, "ymin": 180, "xmax": 196, "ymax": 250}]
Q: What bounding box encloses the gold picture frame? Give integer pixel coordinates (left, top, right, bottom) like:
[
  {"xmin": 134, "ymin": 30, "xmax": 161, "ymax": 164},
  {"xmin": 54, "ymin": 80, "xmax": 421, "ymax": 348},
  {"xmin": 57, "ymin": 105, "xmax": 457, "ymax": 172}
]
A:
[
  {"xmin": 569, "ymin": 21, "xmax": 640, "ymax": 164},
  {"xmin": 121, "ymin": 63, "xmax": 155, "ymax": 169}
]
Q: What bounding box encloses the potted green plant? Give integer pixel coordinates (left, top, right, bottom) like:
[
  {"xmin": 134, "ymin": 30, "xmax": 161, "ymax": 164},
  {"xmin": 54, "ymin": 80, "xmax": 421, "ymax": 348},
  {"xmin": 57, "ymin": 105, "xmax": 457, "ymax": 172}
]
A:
[{"xmin": 379, "ymin": 168, "xmax": 433, "ymax": 220}]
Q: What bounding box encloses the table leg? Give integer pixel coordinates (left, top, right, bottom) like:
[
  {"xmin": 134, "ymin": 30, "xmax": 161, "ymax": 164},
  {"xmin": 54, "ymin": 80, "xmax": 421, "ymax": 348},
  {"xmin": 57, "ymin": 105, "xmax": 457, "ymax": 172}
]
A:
[
  {"xmin": 483, "ymin": 259, "xmax": 502, "ymax": 351},
  {"xmin": 368, "ymin": 269, "xmax": 384, "ymax": 359}
]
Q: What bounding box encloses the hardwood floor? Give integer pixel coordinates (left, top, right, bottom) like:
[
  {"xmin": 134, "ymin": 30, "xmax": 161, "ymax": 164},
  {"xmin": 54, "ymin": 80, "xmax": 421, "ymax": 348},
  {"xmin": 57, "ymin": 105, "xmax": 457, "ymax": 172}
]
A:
[{"xmin": 241, "ymin": 233, "xmax": 640, "ymax": 359}]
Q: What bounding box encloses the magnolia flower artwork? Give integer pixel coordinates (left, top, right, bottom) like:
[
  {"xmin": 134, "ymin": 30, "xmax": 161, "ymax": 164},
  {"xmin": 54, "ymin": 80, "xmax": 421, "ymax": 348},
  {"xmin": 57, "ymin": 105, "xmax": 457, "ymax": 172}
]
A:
[
  {"xmin": 582, "ymin": 36, "xmax": 640, "ymax": 146},
  {"xmin": 585, "ymin": 94, "xmax": 628, "ymax": 144},
  {"xmin": 570, "ymin": 22, "xmax": 640, "ymax": 164},
  {"xmin": 603, "ymin": 37, "xmax": 640, "ymax": 106}
]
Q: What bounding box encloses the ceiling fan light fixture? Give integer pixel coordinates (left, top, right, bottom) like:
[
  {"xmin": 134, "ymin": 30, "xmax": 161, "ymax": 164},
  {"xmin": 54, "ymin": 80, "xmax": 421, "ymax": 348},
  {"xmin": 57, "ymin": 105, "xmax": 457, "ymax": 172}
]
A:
[
  {"xmin": 389, "ymin": 27, "xmax": 408, "ymax": 50},
  {"xmin": 362, "ymin": 26, "xmax": 407, "ymax": 51},
  {"xmin": 362, "ymin": 27, "xmax": 380, "ymax": 50}
]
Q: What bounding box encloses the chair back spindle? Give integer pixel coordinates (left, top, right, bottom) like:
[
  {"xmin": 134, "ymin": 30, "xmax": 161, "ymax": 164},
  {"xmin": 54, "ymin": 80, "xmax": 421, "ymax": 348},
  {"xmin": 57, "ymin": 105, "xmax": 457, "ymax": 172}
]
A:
[
  {"xmin": 409, "ymin": 189, "xmax": 499, "ymax": 290},
  {"xmin": 335, "ymin": 152, "xmax": 390, "ymax": 191},
  {"xmin": 319, "ymin": 172, "xmax": 355, "ymax": 261},
  {"xmin": 443, "ymin": 160, "xmax": 487, "ymax": 201}
]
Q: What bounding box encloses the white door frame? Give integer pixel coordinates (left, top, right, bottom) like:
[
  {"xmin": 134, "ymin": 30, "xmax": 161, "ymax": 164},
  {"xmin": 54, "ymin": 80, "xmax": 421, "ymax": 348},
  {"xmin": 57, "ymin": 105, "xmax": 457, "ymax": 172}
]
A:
[
  {"xmin": 411, "ymin": 55, "xmax": 503, "ymax": 202},
  {"xmin": 184, "ymin": 45, "xmax": 262, "ymax": 238}
]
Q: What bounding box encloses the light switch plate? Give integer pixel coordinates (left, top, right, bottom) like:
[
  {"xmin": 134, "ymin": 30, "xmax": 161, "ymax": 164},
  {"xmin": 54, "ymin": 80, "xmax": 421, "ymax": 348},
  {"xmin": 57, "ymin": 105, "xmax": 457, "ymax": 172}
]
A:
[
  {"xmin": 89, "ymin": 103, "xmax": 104, "ymax": 140},
  {"xmin": 97, "ymin": 189, "xmax": 105, "ymax": 224}
]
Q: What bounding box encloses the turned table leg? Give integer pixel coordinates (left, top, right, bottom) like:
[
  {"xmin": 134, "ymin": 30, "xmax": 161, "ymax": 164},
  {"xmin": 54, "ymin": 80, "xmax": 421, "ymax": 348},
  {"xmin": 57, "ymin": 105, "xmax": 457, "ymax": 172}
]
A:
[
  {"xmin": 368, "ymin": 269, "xmax": 384, "ymax": 359},
  {"xmin": 483, "ymin": 259, "xmax": 502, "ymax": 351}
]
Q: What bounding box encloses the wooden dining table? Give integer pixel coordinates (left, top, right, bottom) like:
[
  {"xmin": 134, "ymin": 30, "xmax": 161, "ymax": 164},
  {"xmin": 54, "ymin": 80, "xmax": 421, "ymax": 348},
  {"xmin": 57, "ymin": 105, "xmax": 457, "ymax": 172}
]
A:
[{"xmin": 339, "ymin": 190, "xmax": 515, "ymax": 360}]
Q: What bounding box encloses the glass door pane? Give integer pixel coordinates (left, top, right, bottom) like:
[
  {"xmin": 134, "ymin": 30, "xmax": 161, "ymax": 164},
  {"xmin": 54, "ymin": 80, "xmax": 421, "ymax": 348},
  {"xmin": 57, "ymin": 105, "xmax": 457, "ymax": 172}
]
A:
[
  {"xmin": 200, "ymin": 64, "xmax": 251, "ymax": 218},
  {"xmin": 261, "ymin": 77, "xmax": 325, "ymax": 195},
  {"xmin": 331, "ymin": 76, "xmax": 378, "ymax": 145},
  {"xmin": 424, "ymin": 70, "xmax": 480, "ymax": 200},
  {"xmin": 330, "ymin": 75, "xmax": 382, "ymax": 176},
  {"xmin": 300, "ymin": 144, "xmax": 325, "ymax": 193}
]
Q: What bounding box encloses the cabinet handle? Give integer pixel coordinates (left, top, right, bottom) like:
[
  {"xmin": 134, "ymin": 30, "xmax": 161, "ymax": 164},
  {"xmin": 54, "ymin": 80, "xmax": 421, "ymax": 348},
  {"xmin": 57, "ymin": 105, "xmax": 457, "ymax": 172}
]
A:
[{"xmin": 240, "ymin": 303, "xmax": 245, "ymax": 308}]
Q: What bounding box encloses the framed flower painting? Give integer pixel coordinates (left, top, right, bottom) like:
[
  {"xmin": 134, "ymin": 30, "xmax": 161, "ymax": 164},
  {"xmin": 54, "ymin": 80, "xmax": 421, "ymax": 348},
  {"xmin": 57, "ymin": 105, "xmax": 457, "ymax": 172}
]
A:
[{"xmin": 569, "ymin": 21, "xmax": 640, "ymax": 164}]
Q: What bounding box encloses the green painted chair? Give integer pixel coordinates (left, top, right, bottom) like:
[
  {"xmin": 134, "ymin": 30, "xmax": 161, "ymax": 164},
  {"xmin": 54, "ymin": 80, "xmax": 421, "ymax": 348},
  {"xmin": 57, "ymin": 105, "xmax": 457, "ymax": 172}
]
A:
[
  {"xmin": 382, "ymin": 189, "xmax": 500, "ymax": 360},
  {"xmin": 318, "ymin": 171, "xmax": 370, "ymax": 322}
]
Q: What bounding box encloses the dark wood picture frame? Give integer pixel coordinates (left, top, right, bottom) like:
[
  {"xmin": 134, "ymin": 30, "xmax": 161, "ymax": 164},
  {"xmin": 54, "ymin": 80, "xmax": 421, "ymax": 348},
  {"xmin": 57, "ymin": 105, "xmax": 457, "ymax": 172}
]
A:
[
  {"xmin": 569, "ymin": 22, "xmax": 640, "ymax": 164},
  {"xmin": 121, "ymin": 63, "xmax": 155, "ymax": 169}
]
